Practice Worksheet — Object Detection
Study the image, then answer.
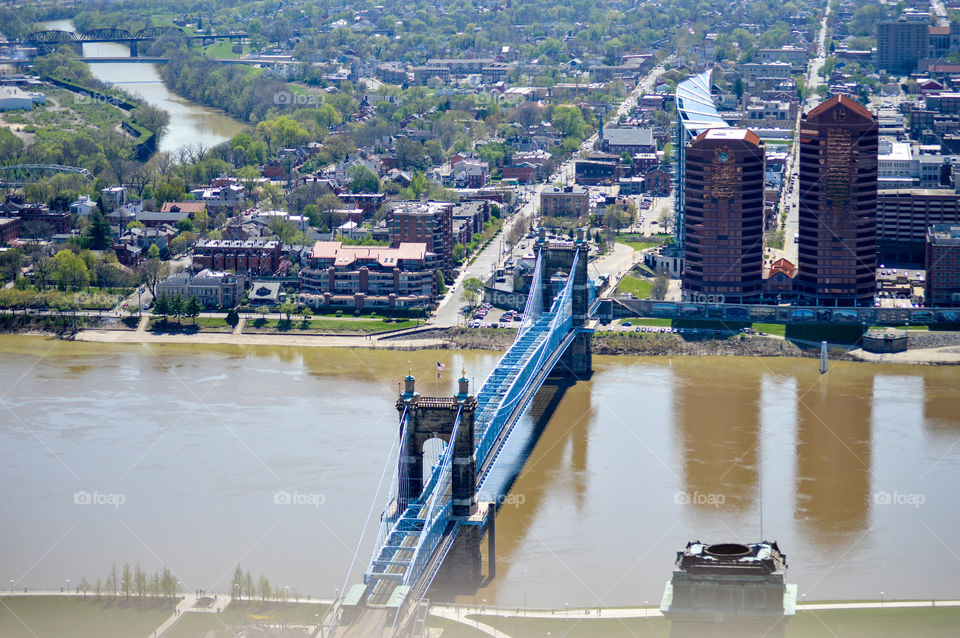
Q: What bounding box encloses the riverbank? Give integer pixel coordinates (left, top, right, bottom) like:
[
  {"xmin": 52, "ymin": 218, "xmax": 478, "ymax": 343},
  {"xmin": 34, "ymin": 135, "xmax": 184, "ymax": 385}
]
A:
[{"xmin": 5, "ymin": 322, "xmax": 957, "ymax": 364}]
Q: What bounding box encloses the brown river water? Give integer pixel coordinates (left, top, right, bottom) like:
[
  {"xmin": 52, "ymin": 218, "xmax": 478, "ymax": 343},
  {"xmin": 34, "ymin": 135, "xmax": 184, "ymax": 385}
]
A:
[{"xmin": 0, "ymin": 337, "xmax": 957, "ymax": 607}]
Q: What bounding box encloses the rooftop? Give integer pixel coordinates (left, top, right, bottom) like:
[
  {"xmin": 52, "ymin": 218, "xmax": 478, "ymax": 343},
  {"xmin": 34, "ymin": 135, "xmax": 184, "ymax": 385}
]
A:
[
  {"xmin": 676, "ymin": 70, "xmax": 729, "ymax": 139},
  {"xmin": 310, "ymin": 241, "xmax": 429, "ymax": 267}
]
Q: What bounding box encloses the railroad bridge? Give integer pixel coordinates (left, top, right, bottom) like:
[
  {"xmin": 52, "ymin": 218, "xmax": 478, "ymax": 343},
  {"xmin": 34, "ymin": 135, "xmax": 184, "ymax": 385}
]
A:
[{"xmin": 25, "ymin": 28, "xmax": 247, "ymax": 56}]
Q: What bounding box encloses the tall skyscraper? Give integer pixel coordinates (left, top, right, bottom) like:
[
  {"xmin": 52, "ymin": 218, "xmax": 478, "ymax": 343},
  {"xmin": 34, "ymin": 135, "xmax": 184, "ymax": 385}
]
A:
[
  {"xmin": 682, "ymin": 128, "xmax": 765, "ymax": 303},
  {"xmin": 675, "ymin": 70, "xmax": 729, "ymax": 261},
  {"xmin": 797, "ymin": 95, "xmax": 878, "ymax": 306}
]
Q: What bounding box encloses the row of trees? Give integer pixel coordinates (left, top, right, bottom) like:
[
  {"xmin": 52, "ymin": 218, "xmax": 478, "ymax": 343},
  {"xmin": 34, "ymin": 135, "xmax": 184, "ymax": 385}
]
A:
[
  {"xmin": 73, "ymin": 564, "xmax": 179, "ymax": 601},
  {"xmin": 152, "ymin": 292, "xmax": 202, "ymax": 324}
]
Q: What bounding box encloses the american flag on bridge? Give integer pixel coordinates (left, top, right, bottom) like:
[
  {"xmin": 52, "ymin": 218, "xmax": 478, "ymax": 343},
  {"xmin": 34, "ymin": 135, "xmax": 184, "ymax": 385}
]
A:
[{"xmin": 437, "ymin": 362, "xmax": 446, "ymax": 379}]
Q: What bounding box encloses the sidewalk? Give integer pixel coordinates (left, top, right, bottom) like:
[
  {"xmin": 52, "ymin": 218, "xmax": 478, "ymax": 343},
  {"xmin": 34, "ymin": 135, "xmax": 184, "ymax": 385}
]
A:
[{"xmin": 149, "ymin": 593, "xmax": 233, "ymax": 638}]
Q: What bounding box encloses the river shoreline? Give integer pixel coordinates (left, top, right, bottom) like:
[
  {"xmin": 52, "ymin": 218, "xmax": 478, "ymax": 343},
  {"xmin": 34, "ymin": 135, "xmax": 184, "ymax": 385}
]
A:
[{"xmin": 4, "ymin": 322, "xmax": 958, "ymax": 365}]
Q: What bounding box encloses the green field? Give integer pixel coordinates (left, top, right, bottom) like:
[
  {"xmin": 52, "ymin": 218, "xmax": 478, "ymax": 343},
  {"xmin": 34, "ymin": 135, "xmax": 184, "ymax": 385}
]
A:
[
  {"xmin": 245, "ymin": 317, "xmax": 417, "ymax": 333},
  {"xmin": 148, "ymin": 317, "xmax": 235, "ymax": 333},
  {"xmin": 616, "ymin": 233, "xmax": 669, "ymax": 252},
  {"xmin": 753, "ymin": 322, "xmax": 787, "ymax": 336},
  {"xmin": 617, "ymin": 316, "xmax": 672, "ymax": 327},
  {"xmin": 615, "ymin": 275, "xmax": 653, "ymax": 299},
  {"xmin": 164, "ymin": 601, "xmax": 327, "ymax": 638},
  {"xmin": 445, "ymin": 607, "xmax": 960, "ymax": 638},
  {"xmin": 0, "ymin": 596, "xmax": 174, "ymax": 638}
]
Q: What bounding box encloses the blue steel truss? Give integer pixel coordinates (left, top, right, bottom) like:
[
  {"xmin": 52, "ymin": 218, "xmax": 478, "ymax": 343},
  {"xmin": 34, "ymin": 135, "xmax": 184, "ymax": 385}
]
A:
[{"xmin": 361, "ymin": 248, "xmax": 582, "ymax": 603}]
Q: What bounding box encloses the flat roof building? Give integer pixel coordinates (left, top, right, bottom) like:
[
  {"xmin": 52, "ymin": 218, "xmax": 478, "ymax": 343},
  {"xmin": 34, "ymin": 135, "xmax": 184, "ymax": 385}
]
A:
[
  {"xmin": 300, "ymin": 241, "xmax": 437, "ymax": 309},
  {"xmin": 926, "ymin": 225, "xmax": 960, "ymax": 306}
]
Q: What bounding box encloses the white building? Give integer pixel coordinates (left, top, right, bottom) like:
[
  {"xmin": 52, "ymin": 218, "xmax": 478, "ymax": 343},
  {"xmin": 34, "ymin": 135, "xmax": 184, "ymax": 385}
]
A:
[
  {"xmin": 0, "ymin": 86, "xmax": 33, "ymax": 111},
  {"xmin": 69, "ymin": 195, "xmax": 97, "ymax": 216},
  {"xmin": 878, "ymin": 140, "xmax": 918, "ymax": 188}
]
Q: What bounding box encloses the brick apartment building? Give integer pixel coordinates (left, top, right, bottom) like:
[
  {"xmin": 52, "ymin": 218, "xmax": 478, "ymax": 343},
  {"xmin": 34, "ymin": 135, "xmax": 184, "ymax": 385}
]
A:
[
  {"xmin": 0, "ymin": 217, "xmax": 21, "ymax": 244},
  {"xmin": 192, "ymin": 239, "xmax": 284, "ymax": 275},
  {"xmin": 388, "ymin": 201, "xmax": 454, "ymax": 278},
  {"xmin": 540, "ymin": 185, "xmax": 589, "ymax": 217},
  {"xmin": 299, "ymin": 241, "xmax": 437, "ymax": 309}
]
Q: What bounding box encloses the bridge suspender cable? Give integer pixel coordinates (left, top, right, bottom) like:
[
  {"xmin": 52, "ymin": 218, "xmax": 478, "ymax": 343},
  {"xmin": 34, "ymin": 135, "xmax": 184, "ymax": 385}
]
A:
[{"xmin": 325, "ymin": 407, "xmax": 407, "ymax": 635}]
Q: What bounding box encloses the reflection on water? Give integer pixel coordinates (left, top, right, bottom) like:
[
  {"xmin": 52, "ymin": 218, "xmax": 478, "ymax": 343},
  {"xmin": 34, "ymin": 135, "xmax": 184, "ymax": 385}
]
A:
[
  {"xmin": 40, "ymin": 19, "xmax": 246, "ymax": 153},
  {"xmin": 674, "ymin": 357, "xmax": 761, "ymax": 512},
  {"xmin": 793, "ymin": 365, "xmax": 873, "ymax": 545},
  {"xmin": 1, "ymin": 338, "xmax": 959, "ymax": 608}
]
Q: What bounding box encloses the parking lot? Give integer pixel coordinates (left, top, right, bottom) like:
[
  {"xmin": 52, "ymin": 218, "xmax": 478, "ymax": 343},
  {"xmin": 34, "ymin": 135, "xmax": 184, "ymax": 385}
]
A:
[{"xmin": 467, "ymin": 302, "xmax": 523, "ymax": 329}]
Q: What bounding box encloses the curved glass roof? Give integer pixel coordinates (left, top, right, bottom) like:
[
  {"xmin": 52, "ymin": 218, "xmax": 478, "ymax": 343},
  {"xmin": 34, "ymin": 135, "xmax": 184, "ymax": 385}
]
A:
[{"xmin": 676, "ymin": 70, "xmax": 729, "ymax": 139}]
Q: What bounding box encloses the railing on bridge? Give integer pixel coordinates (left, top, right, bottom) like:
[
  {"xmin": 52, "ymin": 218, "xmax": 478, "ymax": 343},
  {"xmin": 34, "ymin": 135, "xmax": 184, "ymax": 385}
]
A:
[
  {"xmin": 474, "ymin": 250, "xmax": 578, "ymax": 467},
  {"xmin": 361, "ymin": 249, "xmax": 580, "ymax": 594},
  {"xmin": 0, "ymin": 164, "xmax": 94, "ymax": 187}
]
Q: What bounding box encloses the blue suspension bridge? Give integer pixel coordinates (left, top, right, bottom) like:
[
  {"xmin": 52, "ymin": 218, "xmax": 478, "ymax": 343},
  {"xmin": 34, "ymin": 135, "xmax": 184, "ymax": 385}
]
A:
[{"xmin": 322, "ymin": 231, "xmax": 595, "ymax": 637}]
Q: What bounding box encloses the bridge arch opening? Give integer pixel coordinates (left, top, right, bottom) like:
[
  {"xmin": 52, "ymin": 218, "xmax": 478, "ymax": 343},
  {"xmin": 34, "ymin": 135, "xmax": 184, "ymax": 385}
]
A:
[{"xmin": 420, "ymin": 437, "xmax": 447, "ymax": 484}]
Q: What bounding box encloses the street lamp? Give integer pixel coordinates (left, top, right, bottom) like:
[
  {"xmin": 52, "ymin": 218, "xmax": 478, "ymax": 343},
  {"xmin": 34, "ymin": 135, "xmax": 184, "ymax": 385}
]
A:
[
  {"xmin": 881, "ymin": 591, "xmax": 885, "ymax": 609},
  {"xmin": 65, "ymin": 578, "xmax": 70, "ymax": 594}
]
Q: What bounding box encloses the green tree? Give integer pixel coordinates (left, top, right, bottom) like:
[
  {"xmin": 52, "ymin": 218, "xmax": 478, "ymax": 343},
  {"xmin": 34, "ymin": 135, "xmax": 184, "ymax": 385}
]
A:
[
  {"xmin": 185, "ymin": 295, "xmax": 202, "ymax": 324},
  {"xmin": 652, "ymin": 274, "xmax": 669, "ymax": 300},
  {"xmin": 176, "ymin": 218, "xmax": 195, "ymax": 234},
  {"xmin": 34, "ymin": 255, "xmax": 54, "ymax": 290},
  {"xmin": 170, "ymin": 293, "xmax": 185, "ymax": 324},
  {"xmin": 279, "ymin": 301, "xmax": 296, "ymax": 322},
  {"xmin": 348, "ymin": 165, "xmax": 380, "ymax": 193},
  {"xmin": 452, "ymin": 243, "xmax": 466, "ymax": 264},
  {"xmin": 122, "ymin": 564, "xmax": 131, "ymax": 599},
  {"xmin": 84, "ymin": 210, "xmax": 113, "ymax": 250},
  {"xmin": 225, "ymin": 308, "xmax": 240, "ymax": 327},
  {"xmin": 231, "ymin": 567, "xmax": 244, "ymax": 600},
  {"xmin": 153, "ymin": 293, "xmax": 171, "ymax": 320},
  {"xmin": 436, "ymin": 269, "xmax": 447, "ymax": 295},
  {"xmin": 147, "ymin": 243, "xmax": 161, "ymax": 260},
  {"xmin": 140, "ymin": 257, "xmax": 168, "ymax": 297},
  {"xmin": 0, "ymin": 248, "xmax": 24, "ymax": 284},
  {"xmin": 53, "ymin": 249, "xmax": 90, "ymax": 291},
  {"xmin": 462, "ymin": 277, "xmax": 483, "ymax": 306}
]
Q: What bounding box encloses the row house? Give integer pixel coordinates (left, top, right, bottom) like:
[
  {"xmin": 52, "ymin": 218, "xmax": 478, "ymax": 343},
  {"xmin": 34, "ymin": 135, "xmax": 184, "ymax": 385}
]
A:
[{"xmin": 191, "ymin": 239, "xmax": 284, "ymax": 275}]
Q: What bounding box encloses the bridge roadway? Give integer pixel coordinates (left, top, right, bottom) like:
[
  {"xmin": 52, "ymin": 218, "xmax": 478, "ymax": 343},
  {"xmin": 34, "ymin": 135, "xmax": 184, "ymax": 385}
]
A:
[{"xmin": 324, "ymin": 245, "xmax": 590, "ymax": 637}]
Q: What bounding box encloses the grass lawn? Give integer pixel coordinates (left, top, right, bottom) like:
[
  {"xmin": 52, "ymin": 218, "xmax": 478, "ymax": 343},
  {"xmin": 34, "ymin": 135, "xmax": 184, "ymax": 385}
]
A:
[
  {"xmin": 868, "ymin": 324, "xmax": 929, "ymax": 331},
  {"xmin": 615, "ymin": 275, "xmax": 653, "ymax": 299},
  {"xmin": 615, "ymin": 233, "xmax": 669, "ymax": 252},
  {"xmin": 164, "ymin": 601, "xmax": 327, "ymax": 638},
  {"xmin": 753, "ymin": 322, "xmax": 787, "ymax": 336},
  {"xmin": 459, "ymin": 607, "xmax": 960, "ymax": 638},
  {"xmin": 618, "ymin": 316, "xmax": 673, "ymax": 327},
  {"xmin": 244, "ymin": 317, "xmax": 418, "ymax": 333},
  {"xmin": 201, "ymin": 39, "xmax": 250, "ymax": 59},
  {"xmin": 0, "ymin": 596, "xmax": 174, "ymax": 638},
  {"xmin": 147, "ymin": 317, "xmax": 235, "ymax": 333}
]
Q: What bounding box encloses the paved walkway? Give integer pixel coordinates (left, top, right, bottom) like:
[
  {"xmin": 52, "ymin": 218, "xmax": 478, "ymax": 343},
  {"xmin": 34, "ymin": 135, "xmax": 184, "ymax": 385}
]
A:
[
  {"xmin": 149, "ymin": 593, "xmax": 233, "ymax": 638},
  {"xmin": 429, "ymin": 600, "xmax": 960, "ymax": 638}
]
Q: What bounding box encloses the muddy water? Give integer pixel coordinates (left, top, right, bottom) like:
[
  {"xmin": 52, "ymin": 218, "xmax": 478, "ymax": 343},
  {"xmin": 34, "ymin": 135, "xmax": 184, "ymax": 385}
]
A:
[{"xmin": 1, "ymin": 337, "xmax": 958, "ymax": 606}]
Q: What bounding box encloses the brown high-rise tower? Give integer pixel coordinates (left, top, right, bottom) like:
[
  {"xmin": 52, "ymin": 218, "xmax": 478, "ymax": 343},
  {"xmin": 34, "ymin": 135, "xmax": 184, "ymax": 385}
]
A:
[
  {"xmin": 797, "ymin": 95, "xmax": 878, "ymax": 306},
  {"xmin": 682, "ymin": 128, "xmax": 765, "ymax": 303}
]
